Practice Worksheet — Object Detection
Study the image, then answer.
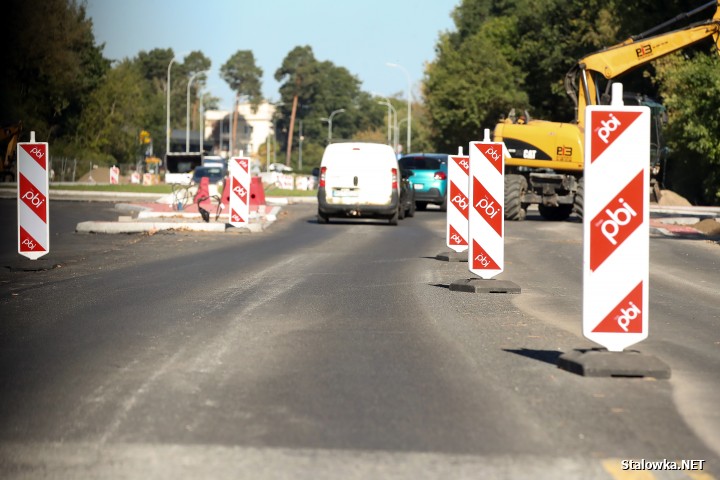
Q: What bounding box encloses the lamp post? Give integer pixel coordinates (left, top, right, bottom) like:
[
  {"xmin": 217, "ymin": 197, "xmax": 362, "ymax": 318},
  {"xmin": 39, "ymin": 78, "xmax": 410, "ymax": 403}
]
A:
[
  {"xmin": 386, "ymin": 62, "xmax": 412, "ymax": 153},
  {"xmin": 166, "ymin": 56, "xmax": 178, "ymax": 154},
  {"xmin": 186, "ymin": 70, "xmax": 208, "ymax": 152},
  {"xmin": 320, "ymin": 108, "xmax": 345, "ymax": 142},
  {"xmin": 378, "ymin": 100, "xmax": 396, "ymax": 149}
]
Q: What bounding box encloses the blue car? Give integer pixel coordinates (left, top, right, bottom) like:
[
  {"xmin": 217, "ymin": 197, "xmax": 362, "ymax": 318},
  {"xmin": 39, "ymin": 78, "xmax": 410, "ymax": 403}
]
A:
[{"xmin": 398, "ymin": 153, "xmax": 449, "ymax": 211}]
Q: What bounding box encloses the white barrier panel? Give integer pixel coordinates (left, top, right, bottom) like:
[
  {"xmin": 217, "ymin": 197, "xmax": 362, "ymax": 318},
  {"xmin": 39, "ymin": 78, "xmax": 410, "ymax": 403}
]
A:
[
  {"xmin": 229, "ymin": 157, "xmax": 251, "ymax": 227},
  {"xmin": 17, "ymin": 136, "xmax": 49, "ymax": 260},
  {"xmin": 468, "ymin": 137, "xmax": 505, "ymax": 279},
  {"xmin": 109, "ymin": 166, "xmax": 120, "ymax": 184},
  {"xmin": 583, "ymin": 85, "xmax": 650, "ymax": 352},
  {"xmin": 447, "ymin": 152, "xmax": 470, "ymax": 252}
]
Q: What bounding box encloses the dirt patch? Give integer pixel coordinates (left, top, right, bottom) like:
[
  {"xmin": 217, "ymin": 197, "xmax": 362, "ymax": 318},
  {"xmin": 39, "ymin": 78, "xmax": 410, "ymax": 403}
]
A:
[
  {"xmin": 658, "ymin": 190, "xmax": 692, "ymax": 207},
  {"xmin": 693, "ymin": 218, "xmax": 720, "ymax": 236}
]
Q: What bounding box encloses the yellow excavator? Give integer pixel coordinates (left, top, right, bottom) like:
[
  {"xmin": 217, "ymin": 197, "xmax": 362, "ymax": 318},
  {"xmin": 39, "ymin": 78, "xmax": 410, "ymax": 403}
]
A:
[
  {"xmin": 495, "ymin": 1, "xmax": 720, "ymax": 220},
  {"xmin": 1, "ymin": 122, "xmax": 22, "ymax": 182}
]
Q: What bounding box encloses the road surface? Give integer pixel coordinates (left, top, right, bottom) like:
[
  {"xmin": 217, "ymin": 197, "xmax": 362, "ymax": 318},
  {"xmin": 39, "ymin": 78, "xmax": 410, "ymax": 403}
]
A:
[{"xmin": 0, "ymin": 199, "xmax": 718, "ymax": 479}]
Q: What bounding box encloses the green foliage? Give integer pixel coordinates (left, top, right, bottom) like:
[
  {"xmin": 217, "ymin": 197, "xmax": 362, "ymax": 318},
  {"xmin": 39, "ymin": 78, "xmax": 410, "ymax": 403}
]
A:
[
  {"xmin": 273, "ymin": 46, "xmax": 387, "ymax": 163},
  {"xmin": 425, "ymin": 0, "xmax": 720, "ymax": 203},
  {"xmin": 221, "ymin": 50, "xmax": 263, "ymax": 109},
  {"xmin": 77, "ymin": 61, "xmax": 153, "ymax": 164},
  {"xmin": 655, "ymin": 52, "xmax": 720, "ymax": 204},
  {"xmin": 0, "ymin": 0, "xmax": 110, "ymax": 141},
  {"xmin": 424, "ymin": 29, "xmax": 528, "ymax": 151}
]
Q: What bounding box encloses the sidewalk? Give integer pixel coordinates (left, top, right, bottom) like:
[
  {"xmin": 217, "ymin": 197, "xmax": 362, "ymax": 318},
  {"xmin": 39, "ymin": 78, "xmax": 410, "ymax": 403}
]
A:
[{"xmin": 648, "ymin": 205, "xmax": 720, "ymax": 238}]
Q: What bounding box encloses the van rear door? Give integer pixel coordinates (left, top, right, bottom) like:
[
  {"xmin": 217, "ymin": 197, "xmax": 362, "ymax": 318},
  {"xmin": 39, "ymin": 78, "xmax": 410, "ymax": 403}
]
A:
[{"xmin": 322, "ymin": 144, "xmax": 395, "ymax": 206}]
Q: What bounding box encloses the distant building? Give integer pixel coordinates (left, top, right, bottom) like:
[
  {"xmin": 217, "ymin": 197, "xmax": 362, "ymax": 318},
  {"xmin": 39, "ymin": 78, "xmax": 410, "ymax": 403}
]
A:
[{"xmin": 204, "ymin": 102, "xmax": 276, "ymax": 159}]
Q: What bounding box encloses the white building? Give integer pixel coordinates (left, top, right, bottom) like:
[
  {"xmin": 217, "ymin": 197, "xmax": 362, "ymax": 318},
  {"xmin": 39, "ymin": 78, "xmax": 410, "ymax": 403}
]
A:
[{"xmin": 204, "ymin": 102, "xmax": 276, "ymax": 160}]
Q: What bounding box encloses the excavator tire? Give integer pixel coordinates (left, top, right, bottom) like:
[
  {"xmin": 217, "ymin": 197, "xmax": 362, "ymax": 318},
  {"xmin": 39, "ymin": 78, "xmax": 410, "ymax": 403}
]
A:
[
  {"xmin": 573, "ymin": 177, "xmax": 584, "ymax": 221},
  {"xmin": 505, "ymin": 174, "xmax": 527, "ymax": 221}
]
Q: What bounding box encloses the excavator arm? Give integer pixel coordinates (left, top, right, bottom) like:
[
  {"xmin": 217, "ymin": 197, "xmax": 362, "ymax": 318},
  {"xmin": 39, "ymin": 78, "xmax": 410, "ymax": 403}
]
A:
[{"xmin": 566, "ymin": 1, "xmax": 720, "ymax": 127}]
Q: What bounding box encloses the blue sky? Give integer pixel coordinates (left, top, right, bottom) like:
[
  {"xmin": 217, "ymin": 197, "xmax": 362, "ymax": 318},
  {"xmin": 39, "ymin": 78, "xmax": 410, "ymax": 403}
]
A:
[{"xmin": 85, "ymin": 0, "xmax": 460, "ymax": 110}]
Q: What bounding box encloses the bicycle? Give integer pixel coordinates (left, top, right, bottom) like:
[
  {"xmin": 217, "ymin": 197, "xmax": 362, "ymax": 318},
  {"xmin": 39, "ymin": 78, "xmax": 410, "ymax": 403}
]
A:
[{"xmin": 171, "ymin": 183, "xmax": 194, "ymax": 211}]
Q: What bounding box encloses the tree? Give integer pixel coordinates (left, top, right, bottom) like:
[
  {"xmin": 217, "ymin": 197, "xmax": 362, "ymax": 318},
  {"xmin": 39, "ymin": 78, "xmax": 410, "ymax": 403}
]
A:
[
  {"xmin": 424, "ymin": 27, "xmax": 528, "ymax": 152},
  {"xmin": 654, "ymin": 51, "xmax": 720, "ymax": 205},
  {"xmin": 275, "ymin": 46, "xmax": 318, "ymax": 165},
  {"xmin": 221, "ymin": 50, "xmax": 263, "ymax": 155},
  {"xmin": 0, "ymin": 0, "xmax": 109, "ymax": 145},
  {"xmin": 76, "ymin": 61, "xmax": 152, "ymax": 164}
]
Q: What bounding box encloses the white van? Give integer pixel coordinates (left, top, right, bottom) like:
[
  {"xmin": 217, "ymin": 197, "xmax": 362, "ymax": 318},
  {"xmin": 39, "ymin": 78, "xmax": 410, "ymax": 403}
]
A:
[{"xmin": 317, "ymin": 142, "xmax": 407, "ymax": 225}]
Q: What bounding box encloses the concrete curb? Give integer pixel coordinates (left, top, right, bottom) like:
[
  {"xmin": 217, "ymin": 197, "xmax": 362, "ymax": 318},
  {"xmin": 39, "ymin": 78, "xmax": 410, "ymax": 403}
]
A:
[{"xmin": 76, "ymin": 205, "xmax": 283, "ymax": 234}]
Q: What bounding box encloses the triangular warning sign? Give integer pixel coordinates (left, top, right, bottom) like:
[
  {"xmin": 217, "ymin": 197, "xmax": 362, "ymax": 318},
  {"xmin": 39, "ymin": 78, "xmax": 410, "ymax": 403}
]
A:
[
  {"xmin": 471, "ymin": 240, "xmax": 500, "ymax": 271},
  {"xmin": 449, "ymin": 224, "xmax": 467, "ymax": 246},
  {"xmin": 592, "ymin": 282, "xmax": 644, "ymax": 333},
  {"xmin": 590, "ymin": 111, "xmax": 643, "ymax": 163}
]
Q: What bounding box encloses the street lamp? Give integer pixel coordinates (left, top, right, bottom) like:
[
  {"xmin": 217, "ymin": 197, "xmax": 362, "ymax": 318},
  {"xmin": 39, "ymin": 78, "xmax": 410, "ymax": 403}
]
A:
[
  {"xmin": 377, "ymin": 100, "xmax": 396, "ymax": 145},
  {"xmin": 386, "ymin": 62, "xmax": 412, "ymax": 153},
  {"xmin": 320, "ymin": 108, "xmax": 345, "ymax": 142},
  {"xmin": 166, "ymin": 56, "xmax": 178, "ymax": 154},
  {"xmin": 378, "ymin": 100, "xmax": 398, "ymax": 152},
  {"xmin": 186, "ymin": 70, "xmax": 208, "ymax": 152}
]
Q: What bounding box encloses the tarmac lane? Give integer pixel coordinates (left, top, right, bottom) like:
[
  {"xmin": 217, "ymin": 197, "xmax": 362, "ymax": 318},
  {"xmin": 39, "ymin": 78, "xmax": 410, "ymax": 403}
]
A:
[{"xmin": 0, "ymin": 199, "xmax": 718, "ymax": 479}]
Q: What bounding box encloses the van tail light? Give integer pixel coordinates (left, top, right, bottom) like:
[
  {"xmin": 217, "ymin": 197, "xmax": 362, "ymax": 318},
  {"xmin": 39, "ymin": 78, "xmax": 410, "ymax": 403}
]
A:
[
  {"xmin": 391, "ymin": 168, "xmax": 398, "ymax": 189},
  {"xmin": 319, "ymin": 166, "xmax": 327, "ymax": 188},
  {"xmin": 434, "ymin": 171, "xmax": 447, "ymax": 180}
]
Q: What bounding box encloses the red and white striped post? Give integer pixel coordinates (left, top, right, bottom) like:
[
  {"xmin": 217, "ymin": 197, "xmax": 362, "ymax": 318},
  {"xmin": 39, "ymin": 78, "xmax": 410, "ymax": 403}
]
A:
[
  {"xmin": 229, "ymin": 155, "xmax": 251, "ymax": 227},
  {"xmin": 109, "ymin": 166, "xmax": 120, "ymax": 184},
  {"xmin": 583, "ymin": 84, "xmax": 650, "ymax": 352},
  {"xmin": 17, "ymin": 132, "xmax": 50, "ymax": 260},
  {"xmin": 468, "ymin": 130, "xmax": 505, "ymax": 279},
  {"xmin": 447, "ymin": 147, "xmax": 470, "ymax": 253}
]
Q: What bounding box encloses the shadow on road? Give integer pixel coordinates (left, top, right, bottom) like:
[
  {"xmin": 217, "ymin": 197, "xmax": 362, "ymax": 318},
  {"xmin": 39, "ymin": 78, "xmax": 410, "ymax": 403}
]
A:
[{"xmin": 503, "ymin": 348, "xmax": 564, "ymax": 366}]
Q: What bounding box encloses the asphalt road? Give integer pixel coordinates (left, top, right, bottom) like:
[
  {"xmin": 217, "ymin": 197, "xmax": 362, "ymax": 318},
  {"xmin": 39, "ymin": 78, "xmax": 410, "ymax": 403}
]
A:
[{"xmin": 0, "ymin": 199, "xmax": 718, "ymax": 479}]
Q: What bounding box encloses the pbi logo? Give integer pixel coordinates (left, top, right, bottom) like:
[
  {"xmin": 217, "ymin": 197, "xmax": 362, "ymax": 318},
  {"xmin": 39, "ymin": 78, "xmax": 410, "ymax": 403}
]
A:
[
  {"xmin": 473, "ymin": 143, "xmax": 503, "ymax": 174},
  {"xmin": 471, "ymin": 240, "xmax": 499, "ymax": 271},
  {"xmin": 453, "ymin": 156, "xmax": 469, "ymax": 175},
  {"xmin": 452, "ymin": 194, "xmax": 468, "ymax": 211},
  {"xmin": 597, "ymin": 114, "xmax": 621, "ymax": 145},
  {"xmin": 590, "ymin": 171, "xmax": 644, "ymax": 271},
  {"xmin": 238, "ymin": 159, "xmax": 249, "ymax": 171},
  {"xmin": 599, "ymin": 196, "xmax": 637, "ymax": 246},
  {"xmin": 19, "ymin": 227, "xmax": 44, "ymax": 252},
  {"xmin": 472, "ymin": 177, "xmax": 502, "ymax": 236},
  {"xmin": 592, "ymin": 282, "xmax": 644, "ymax": 334},
  {"xmin": 616, "ymin": 301, "xmax": 641, "ymax": 332},
  {"xmin": 590, "ymin": 110, "xmax": 643, "ymax": 163},
  {"xmin": 449, "ymin": 225, "xmax": 467, "ymax": 246}
]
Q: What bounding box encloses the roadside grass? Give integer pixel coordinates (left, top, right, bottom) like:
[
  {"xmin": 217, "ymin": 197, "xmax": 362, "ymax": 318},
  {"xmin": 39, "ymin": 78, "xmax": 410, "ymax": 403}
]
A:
[{"xmin": 0, "ymin": 183, "xmax": 318, "ymax": 197}]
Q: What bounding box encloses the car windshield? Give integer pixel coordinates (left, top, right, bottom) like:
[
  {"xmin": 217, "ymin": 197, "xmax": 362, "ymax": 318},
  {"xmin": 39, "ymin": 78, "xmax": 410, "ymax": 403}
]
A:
[
  {"xmin": 399, "ymin": 156, "xmax": 445, "ymax": 170},
  {"xmin": 192, "ymin": 167, "xmax": 224, "ymax": 181}
]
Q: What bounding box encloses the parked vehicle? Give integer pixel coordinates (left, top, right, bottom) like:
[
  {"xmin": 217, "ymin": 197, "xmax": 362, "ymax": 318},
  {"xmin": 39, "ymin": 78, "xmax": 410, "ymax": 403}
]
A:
[
  {"xmin": 191, "ymin": 165, "xmax": 225, "ymax": 196},
  {"xmin": 317, "ymin": 142, "xmax": 411, "ymax": 225},
  {"xmin": 398, "ymin": 153, "xmax": 449, "ymax": 211}
]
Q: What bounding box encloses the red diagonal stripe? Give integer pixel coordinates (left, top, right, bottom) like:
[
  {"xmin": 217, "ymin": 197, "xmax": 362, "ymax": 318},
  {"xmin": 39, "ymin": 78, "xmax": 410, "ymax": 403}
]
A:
[
  {"xmin": 20, "ymin": 144, "xmax": 47, "ymax": 169},
  {"xmin": 449, "ymin": 181, "xmax": 469, "ymax": 220},
  {"xmin": 472, "ymin": 176, "xmax": 502, "ymax": 236},
  {"xmin": 471, "ymin": 240, "xmax": 500, "ymax": 271},
  {"xmin": 19, "ymin": 173, "xmax": 47, "ymax": 223},
  {"xmin": 473, "ymin": 143, "xmax": 502, "ymax": 174},
  {"xmin": 449, "ymin": 224, "xmax": 467, "ymax": 246},
  {"xmin": 590, "ymin": 171, "xmax": 644, "ymax": 271},
  {"xmin": 590, "ymin": 111, "xmax": 643, "ymax": 163},
  {"xmin": 592, "ymin": 282, "xmax": 643, "ymax": 333},
  {"xmin": 19, "ymin": 227, "xmax": 45, "ymax": 252}
]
